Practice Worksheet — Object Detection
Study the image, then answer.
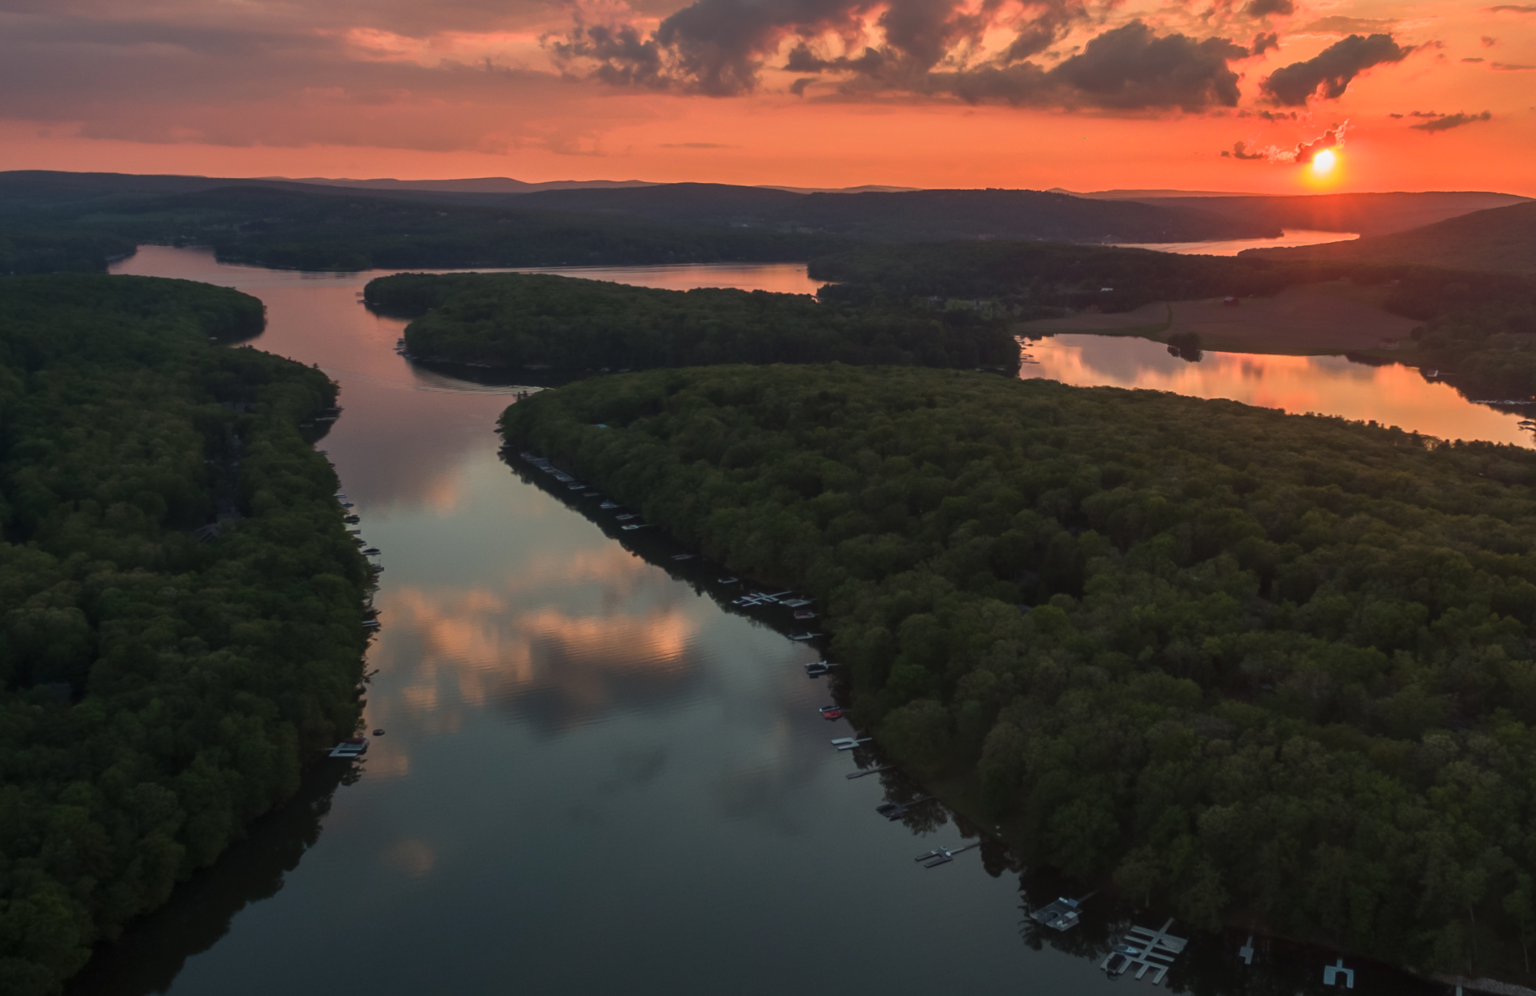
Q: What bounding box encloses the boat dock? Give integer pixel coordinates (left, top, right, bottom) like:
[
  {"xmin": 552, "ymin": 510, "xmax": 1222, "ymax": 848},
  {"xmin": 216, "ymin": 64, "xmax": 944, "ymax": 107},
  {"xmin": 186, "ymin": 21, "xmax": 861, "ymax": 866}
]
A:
[
  {"xmin": 1029, "ymin": 894, "xmax": 1093, "ymax": 932},
  {"xmin": 1101, "ymin": 919, "xmax": 1187, "ymax": 984}
]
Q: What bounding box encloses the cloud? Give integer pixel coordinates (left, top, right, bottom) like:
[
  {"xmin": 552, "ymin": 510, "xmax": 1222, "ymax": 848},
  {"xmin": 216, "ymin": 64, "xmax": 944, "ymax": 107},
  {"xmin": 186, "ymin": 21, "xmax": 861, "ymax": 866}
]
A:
[
  {"xmin": 1491, "ymin": 62, "xmax": 1535, "ymax": 70},
  {"xmin": 1221, "ymin": 121, "xmax": 1347, "ymax": 164},
  {"xmin": 1482, "ymin": 35, "xmax": 1499, "ymax": 45},
  {"xmin": 1243, "ymin": 0, "xmax": 1293, "ymax": 17},
  {"xmin": 659, "ymin": 141, "xmax": 734, "ymax": 147},
  {"xmin": 1037, "ymin": 21, "xmax": 1247, "ymax": 110},
  {"xmin": 1408, "ymin": 111, "xmax": 1492, "ymax": 132},
  {"xmin": 552, "ymin": 8, "xmax": 1254, "ymax": 113},
  {"xmin": 1485, "ymin": 4, "xmax": 1536, "ymax": 11},
  {"xmin": 1250, "ymin": 31, "xmax": 1279, "ymax": 56},
  {"xmin": 1260, "ymin": 33, "xmax": 1413, "ymax": 105},
  {"xmin": 1291, "ymin": 123, "xmax": 1346, "ymax": 162},
  {"xmin": 1300, "ymin": 16, "xmax": 1397, "ymax": 33}
]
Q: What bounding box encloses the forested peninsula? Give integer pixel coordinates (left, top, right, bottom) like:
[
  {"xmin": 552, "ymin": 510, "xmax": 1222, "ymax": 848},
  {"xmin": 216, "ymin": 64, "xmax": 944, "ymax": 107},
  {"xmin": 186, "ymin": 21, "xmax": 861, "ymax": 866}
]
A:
[
  {"xmin": 0, "ymin": 276, "xmax": 371, "ymax": 995},
  {"xmin": 503, "ymin": 364, "xmax": 1536, "ymax": 982},
  {"xmin": 365, "ymin": 272, "xmax": 1019, "ymax": 372}
]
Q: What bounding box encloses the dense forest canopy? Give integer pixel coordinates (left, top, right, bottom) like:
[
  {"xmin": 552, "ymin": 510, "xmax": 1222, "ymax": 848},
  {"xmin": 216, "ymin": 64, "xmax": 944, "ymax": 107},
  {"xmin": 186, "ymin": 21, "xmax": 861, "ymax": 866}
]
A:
[
  {"xmin": 365, "ymin": 272, "xmax": 1020, "ymax": 372},
  {"xmin": 503, "ymin": 364, "xmax": 1536, "ymax": 981},
  {"xmin": 0, "ymin": 275, "xmax": 369, "ymax": 995}
]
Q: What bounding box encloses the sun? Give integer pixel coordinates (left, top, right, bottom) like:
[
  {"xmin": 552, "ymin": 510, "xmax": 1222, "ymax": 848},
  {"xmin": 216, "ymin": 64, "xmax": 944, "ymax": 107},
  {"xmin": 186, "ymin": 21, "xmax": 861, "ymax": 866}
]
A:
[{"xmin": 1311, "ymin": 148, "xmax": 1338, "ymax": 176}]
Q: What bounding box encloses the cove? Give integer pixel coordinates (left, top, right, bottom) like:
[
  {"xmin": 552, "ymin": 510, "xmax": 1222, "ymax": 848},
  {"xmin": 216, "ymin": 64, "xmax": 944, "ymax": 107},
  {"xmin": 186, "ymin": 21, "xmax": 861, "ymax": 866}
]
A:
[{"xmin": 69, "ymin": 245, "xmax": 1495, "ymax": 995}]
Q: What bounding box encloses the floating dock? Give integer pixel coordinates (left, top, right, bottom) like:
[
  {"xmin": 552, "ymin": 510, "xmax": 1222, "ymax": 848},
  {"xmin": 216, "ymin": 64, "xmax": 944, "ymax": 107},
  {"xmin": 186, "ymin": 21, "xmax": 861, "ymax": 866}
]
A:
[{"xmin": 1100, "ymin": 919, "xmax": 1187, "ymax": 984}]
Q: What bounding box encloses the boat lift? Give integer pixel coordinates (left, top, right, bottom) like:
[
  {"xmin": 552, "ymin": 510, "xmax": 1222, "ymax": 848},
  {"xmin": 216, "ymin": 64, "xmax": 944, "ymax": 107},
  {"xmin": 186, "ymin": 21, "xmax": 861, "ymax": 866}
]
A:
[
  {"xmin": 913, "ymin": 842, "xmax": 980, "ymax": 868},
  {"xmin": 1029, "ymin": 893, "xmax": 1095, "ymax": 932},
  {"xmin": 329, "ymin": 736, "xmax": 370, "ymax": 759},
  {"xmin": 1100, "ymin": 919, "xmax": 1188, "ymax": 984},
  {"xmin": 846, "ymin": 765, "xmax": 895, "ymax": 779},
  {"xmin": 831, "ymin": 736, "xmax": 873, "ymax": 751}
]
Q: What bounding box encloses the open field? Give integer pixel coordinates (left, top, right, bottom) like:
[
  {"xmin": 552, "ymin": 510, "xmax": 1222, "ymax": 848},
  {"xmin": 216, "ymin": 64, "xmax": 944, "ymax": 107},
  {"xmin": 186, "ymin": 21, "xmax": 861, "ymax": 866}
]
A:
[{"xmin": 1015, "ymin": 280, "xmax": 1422, "ymax": 355}]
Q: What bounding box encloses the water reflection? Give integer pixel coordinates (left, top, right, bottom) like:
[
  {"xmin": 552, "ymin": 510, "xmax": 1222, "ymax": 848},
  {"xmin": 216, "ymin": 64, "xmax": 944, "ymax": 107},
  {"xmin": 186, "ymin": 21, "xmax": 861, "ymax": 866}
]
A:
[
  {"xmin": 1114, "ymin": 228, "xmax": 1358, "ymax": 256},
  {"xmin": 509, "ymin": 261, "xmax": 823, "ymax": 295},
  {"xmin": 65, "ymin": 762, "xmax": 357, "ymax": 996},
  {"xmin": 1021, "ymin": 333, "xmax": 1535, "ymax": 448}
]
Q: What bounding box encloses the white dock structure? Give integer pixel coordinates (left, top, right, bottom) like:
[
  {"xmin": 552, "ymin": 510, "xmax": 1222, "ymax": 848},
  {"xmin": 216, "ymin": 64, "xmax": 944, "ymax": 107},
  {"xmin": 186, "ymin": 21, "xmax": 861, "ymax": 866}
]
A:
[
  {"xmin": 1100, "ymin": 918, "xmax": 1188, "ymax": 984},
  {"xmin": 1323, "ymin": 958, "xmax": 1354, "ymax": 988}
]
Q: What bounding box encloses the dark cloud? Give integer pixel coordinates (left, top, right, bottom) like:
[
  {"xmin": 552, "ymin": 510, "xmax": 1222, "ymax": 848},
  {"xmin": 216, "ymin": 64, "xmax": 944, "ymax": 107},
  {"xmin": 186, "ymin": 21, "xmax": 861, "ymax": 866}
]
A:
[
  {"xmin": 1221, "ymin": 140, "xmax": 1266, "ymax": 159},
  {"xmin": 1409, "ymin": 111, "xmax": 1492, "ymax": 132},
  {"xmin": 917, "ymin": 21, "xmax": 1246, "ymax": 111},
  {"xmin": 1260, "ymin": 33, "xmax": 1413, "ymax": 105},
  {"xmin": 1482, "ymin": 35, "xmax": 1499, "ymax": 45},
  {"xmin": 999, "ymin": 1, "xmax": 1088, "ymax": 63},
  {"xmin": 1491, "ymin": 62, "xmax": 1535, "ymax": 70},
  {"xmin": 1486, "ymin": 4, "xmax": 1536, "ymax": 11},
  {"xmin": 1462, "ymin": 57, "xmax": 1485, "ymax": 62},
  {"xmin": 547, "ymin": 20, "xmax": 667, "ymax": 89},
  {"xmin": 1251, "ymin": 31, "xmax": 1279, "ymax": 55},
  {"xmin": 550, "ymin": 5, "xmax": 1249, "ymax": 112},
  {"xmin": 1243, "ymin": 0, "xmax": 1293, "ymax": 18},
  {"xmin": 1046, "ymin": 21, "xmax": 1246, "ymax": 110},
  {"xmin": 789, "ymin": 76, "xmax": 816, "ymax": 95}
]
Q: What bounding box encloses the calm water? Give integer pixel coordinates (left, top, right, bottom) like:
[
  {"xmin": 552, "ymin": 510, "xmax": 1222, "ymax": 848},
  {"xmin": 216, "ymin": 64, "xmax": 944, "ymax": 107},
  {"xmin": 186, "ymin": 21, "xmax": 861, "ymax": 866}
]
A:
[
  {"xmin": 1020, "ymin": 335, "xmax": 1534, "ymax": 448},
  {"xmin": 1114, "ymin": 229, "xmax": 1359, "ymax": 256},
  {"xmin": 72, "ymin": 246, "xmax": 1481, "ymax": 995}
]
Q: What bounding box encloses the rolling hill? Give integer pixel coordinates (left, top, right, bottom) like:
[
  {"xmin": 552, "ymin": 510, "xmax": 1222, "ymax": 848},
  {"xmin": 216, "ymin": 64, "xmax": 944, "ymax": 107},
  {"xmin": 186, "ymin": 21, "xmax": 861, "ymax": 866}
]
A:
[
  {"xmin": 504, "ymin": 184, "xmax": 1280, "ymax": 243},
  {"xmin": 1239, "ymin": 200, "xmax": 1536, "ymax": 273}
]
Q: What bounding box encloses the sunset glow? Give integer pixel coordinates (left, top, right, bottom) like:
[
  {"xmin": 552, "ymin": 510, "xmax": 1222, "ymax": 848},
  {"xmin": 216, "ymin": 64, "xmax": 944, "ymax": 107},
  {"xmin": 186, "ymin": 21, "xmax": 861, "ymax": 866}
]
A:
[
  {"xmin": 0, "ymin": 0, "xmax": 1529, "ymax": 191},
  {"xmin": 1311, "ymin": 148, "xmax": 1338, "ymax": 177}
]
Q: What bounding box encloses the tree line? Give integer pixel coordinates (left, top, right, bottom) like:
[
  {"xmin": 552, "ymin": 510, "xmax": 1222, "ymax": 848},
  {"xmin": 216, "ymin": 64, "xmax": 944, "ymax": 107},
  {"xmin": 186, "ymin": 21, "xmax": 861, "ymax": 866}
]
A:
[
  {"xmin": 502, "ymin": 363, "xmax": 1536, "ymax": 984},
  {"xmin": 0, "ymin": 185, "xmax": 853, "ymax": 274},
  {"xmin": 365, "ymin": 272, "xmax": 1020, "ymax": 372},
  {"xmin": 0, "ymin": 275, "xmax": 369, "ymax": 995}
]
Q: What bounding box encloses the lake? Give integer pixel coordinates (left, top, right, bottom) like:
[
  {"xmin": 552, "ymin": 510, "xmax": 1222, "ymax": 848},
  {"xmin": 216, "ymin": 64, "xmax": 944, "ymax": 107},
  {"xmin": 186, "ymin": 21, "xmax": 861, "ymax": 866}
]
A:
[
  {"xmin": 1113, "ymin": 228, "xmax": 1359, "ymax": 256},
  {"xmin": 72, "ymin": 245, "xmax": 1478, "ymax": 995}
]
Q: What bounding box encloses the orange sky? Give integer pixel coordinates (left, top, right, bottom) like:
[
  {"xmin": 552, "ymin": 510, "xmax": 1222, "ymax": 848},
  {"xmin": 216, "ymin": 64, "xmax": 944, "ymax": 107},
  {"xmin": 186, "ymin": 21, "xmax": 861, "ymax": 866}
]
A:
[{"xmin": 1, "ymin": 0, "xmax": 1532, "ymax": 193}]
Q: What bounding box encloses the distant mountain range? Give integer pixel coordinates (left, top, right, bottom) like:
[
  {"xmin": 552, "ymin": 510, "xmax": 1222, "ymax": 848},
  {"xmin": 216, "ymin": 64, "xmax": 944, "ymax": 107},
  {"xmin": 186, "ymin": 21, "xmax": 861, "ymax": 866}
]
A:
[
  {"xmin": 280, "ymin": 176, "xmax": 921, "ymax": 195},
  {"xmin": 1240, "ymin": 200, "xmax": 1536, "ymax": 274},
  {"xmin": 0, "ymin": 171, "xmax": 1276, "ymax": 244},
  {"xmin": 490, "ymin": 183, "xmax": 1275, "ymax": 243},
  {"xmin": 0, "ymin": 170, "xmax": 1528, "ymax": 272}
]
